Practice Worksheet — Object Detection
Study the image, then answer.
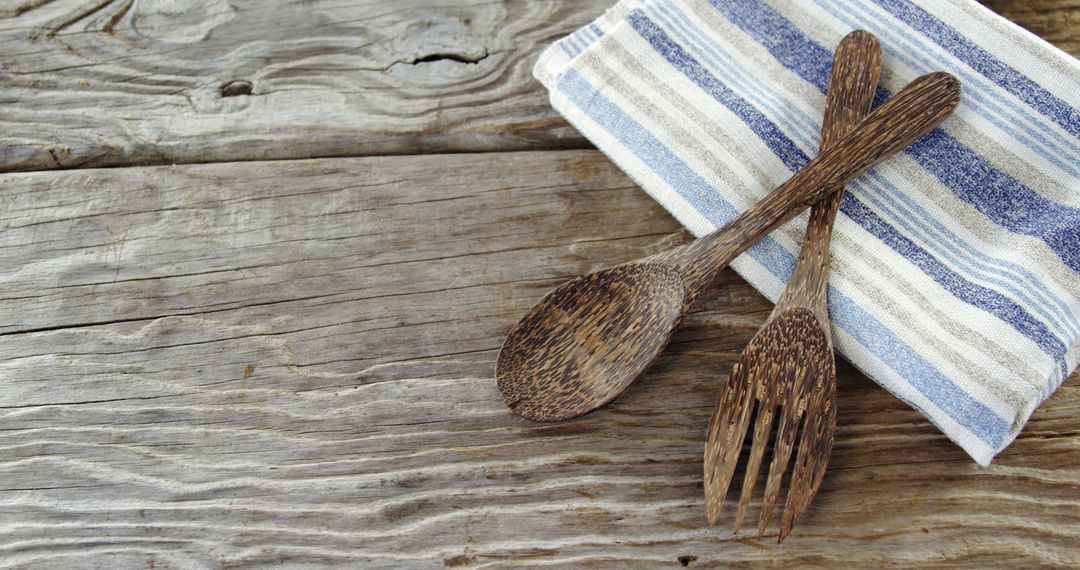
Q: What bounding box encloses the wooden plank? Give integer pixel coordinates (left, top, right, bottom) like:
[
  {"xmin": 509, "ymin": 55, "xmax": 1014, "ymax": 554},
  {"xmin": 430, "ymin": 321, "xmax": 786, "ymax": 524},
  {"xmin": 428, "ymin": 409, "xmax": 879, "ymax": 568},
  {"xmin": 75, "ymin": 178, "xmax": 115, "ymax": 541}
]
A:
[
  {"xmin": 0, "ymin": 151, "xmax": 1077, "ymax": 567},
  {"xmin": 0, "ymin": 0, "xmax": 602, "ymax": 172},
  {"xmin": 0, "ymin": 0, "xmax": 1074, "ymax": 173},
  {"xmin": 980, "ymin": 0, "xmax": 1080, "ymax": 56}
]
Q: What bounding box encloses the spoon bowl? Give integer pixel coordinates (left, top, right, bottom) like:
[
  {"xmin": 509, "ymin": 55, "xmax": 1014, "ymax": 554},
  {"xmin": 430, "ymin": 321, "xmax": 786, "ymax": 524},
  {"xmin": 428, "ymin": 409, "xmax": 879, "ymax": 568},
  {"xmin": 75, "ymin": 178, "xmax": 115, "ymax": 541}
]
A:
[{"xmin": 496, "ymin": 263, "xmax": 688, "ymax": 421}]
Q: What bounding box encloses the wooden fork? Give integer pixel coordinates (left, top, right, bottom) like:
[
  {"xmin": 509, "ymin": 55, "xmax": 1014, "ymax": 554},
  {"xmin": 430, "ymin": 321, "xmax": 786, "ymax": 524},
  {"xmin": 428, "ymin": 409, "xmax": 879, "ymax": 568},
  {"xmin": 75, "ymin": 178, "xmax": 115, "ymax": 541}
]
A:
[{"xmin": 703, "ymin": 30, "xmax": 883, "ymax": 542}]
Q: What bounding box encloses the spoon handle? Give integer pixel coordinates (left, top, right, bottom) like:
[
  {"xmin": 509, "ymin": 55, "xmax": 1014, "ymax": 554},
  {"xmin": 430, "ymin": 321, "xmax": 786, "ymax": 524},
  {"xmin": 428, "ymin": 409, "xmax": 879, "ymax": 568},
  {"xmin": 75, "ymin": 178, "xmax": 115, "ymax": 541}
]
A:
[
  {"xmin": 659, "ymin": 71, "xmax": 960, "ymax": 292},
  {"xmin": 773, "ymin": 31, "xmax": 881, "ymax": 324}
]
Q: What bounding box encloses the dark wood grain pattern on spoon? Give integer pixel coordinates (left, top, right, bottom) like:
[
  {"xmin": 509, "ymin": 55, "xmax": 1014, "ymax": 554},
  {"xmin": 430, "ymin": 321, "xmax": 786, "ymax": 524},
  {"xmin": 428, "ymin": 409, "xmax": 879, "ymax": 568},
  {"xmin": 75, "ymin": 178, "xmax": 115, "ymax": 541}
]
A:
[
  {"xmin": 704, "ymin": 30, "xmax": 882, "ymax": 543},
  {"xmin": 497, "ymin": 71, "xmax": 961, "ymax": 422}
]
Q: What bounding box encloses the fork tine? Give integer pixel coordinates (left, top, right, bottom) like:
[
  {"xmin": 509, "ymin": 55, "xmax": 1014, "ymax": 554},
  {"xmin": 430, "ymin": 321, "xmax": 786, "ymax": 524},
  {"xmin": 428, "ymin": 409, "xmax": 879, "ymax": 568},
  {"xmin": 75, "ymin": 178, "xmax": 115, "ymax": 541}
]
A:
[
  {"xmin": 755, "ymin": 395, "xmax": 799, "ymax": 538},
  {"xmin": 779, "ymin": 370, "xmax": 837, "ymax": 542},
  {"xmin": 733, "ymin": 364, "xmax": 778, "ymax": 533},
  {"xmin": 704, "ymin": 360, "xmax": 755, "ymax": 525}
]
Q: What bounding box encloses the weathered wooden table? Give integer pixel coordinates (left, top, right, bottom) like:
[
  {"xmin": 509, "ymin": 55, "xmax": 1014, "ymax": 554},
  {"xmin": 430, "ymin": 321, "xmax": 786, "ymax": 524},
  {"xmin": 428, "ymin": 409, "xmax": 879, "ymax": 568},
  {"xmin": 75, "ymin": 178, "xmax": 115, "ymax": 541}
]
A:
[{"xmin": 1, "ymin": 1, "xmax": 1077, "ymax": 567}]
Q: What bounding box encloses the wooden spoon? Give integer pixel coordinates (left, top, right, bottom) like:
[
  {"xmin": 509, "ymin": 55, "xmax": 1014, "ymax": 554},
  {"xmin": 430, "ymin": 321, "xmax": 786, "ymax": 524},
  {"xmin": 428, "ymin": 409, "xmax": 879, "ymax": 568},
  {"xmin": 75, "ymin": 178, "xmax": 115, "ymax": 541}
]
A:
[{"xmin": 497, "ymin": 72, "xmax": 961, "ymax": 422}]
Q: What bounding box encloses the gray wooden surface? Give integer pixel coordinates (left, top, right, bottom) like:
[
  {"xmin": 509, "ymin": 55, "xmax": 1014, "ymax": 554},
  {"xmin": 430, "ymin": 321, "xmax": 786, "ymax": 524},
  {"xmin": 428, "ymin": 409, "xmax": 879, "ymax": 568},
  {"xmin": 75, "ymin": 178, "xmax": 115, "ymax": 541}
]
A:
[
  {"xmin": 0, "ymin": 0, "xmax": 599, "ymax": 172},
  {"xmin": 1, "ymin": 1, "xmax": 1078, "ymax": 568}
]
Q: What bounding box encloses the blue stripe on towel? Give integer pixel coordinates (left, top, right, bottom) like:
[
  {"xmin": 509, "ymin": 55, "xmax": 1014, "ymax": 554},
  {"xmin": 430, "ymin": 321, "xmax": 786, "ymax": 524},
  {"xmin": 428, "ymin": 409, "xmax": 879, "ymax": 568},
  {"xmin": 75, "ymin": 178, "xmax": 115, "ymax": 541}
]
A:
[
  {"xmin": 631, "ymin": 13, "xmax": 810, "ymax": 172},
  {"xmin": 646, "ymin": 4, "xmax": 823, "ymax": 152},
  {"xmin": 827, "ymin": 284, "xmax": 1009, "ymax": 449},
  {"xmin": 856, "ymin": 172, "xmax": 1080, "ymax": 341},
  {"xmin": 907, "ymin": 131, "xmax": 1080, "ymax": 276},
  {"xmin": 626, "ymin": 9, "xmax": 1069, "ymax": 378},
  {"xmin": 706, "ymin": 0, "xmax": 1080, "ymax": 274},
  {"xmin": 841, "ymin": 191, "xmax": 1068, "ymax": 380},
  {"xmin": 872, "ymin": 0, "xmax": 1080, "ymax": 139},
  {"xmin": 560, "ymin": 34, "xmax": 581, "ymax": 57},
  {"xmin": 556, "ymin": 67, "xmax": 1012, "ymax": 446},
  {"xmin": 812, "ymin": 0, "xmax": 1078, "ymax": 177},
  {"xmin": 561, "ymin": 24, "xmax": 606, "ymax": 59}
]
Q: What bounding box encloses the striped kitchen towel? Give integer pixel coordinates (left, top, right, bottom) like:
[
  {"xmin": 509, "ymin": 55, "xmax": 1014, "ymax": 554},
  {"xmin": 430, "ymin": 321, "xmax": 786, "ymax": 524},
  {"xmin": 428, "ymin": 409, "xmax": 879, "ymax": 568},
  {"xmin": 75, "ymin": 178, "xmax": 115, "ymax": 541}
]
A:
[{"xmin": 534, "ymin": 0, "xmax": 1080, "ymax": 465}]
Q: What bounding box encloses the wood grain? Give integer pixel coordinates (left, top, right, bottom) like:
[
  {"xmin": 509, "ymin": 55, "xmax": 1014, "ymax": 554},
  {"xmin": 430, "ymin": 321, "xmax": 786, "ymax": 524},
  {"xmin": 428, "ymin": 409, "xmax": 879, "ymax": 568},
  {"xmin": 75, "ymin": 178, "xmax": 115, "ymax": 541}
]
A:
[
  {"xmin": 980, "ymin": 0, "xmax": 1080, "ymax": 56},
  {"xmin": 0, "ymin": 0, "xmax": 601, "ymax": 172},
  {"xmin": 0, "ymin": 151, "xmax": 1077, "ymax": 568},
  {"xmin": 0, "ymin": 0, "xmax": 1073, "ymax": 174}
]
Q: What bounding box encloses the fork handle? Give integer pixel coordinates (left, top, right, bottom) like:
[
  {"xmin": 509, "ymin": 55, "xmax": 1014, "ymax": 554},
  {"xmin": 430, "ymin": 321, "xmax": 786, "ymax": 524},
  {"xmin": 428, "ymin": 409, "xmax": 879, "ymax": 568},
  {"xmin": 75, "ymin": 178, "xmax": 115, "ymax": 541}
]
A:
[
  {"xmin": 668, "ymin": 71, "xmax": 960, "ymax": 291},
  {"xmin": 773, "ymin": 31, "xmax": 881, "ymax": 322}
]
